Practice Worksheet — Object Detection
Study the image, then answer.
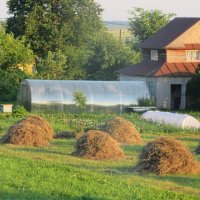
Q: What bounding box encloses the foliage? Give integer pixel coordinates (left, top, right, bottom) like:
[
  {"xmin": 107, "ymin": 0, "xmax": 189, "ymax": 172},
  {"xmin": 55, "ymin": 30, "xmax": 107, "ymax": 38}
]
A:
[
  {"xmin": 12, "ymin": 105, "xmax": 27, "ymax": 117},
  {"xmin": 6, "ymin": 0, "xmax": 137, "ymax": 81},
  {"xmin": 85, "ymin": 31, "xmax": 137, "ymax": 80},
  {"xmin": 0, "ymin": 69, "xmax": 29, "ymax": 101},
  {"xmin": 35, "ymin": 51, "xmax": 67, "ymax": 80},
  {"xmin": 186, "ymin": 65, "xmax": 200, "ymax": 110},
  {"xmin": 0, "ymin": 30, "xmax": 33, "ymax": 101},
  {"xmin": 0, "ymin": 30, "xmax": 34, "ymax": 70},
  {"xmin": 137, "ymin": 96, "xmax": 156, "ymax": 107},
  {"xmin": 129, "ymin": 8, "xmax": 175, "ymax": 45},
  {"xmin": 73, "ymin": 91, "xmax": 87, "ymax": 110},
  {"xmin": 7, "ymin": 0, "xmax": 103, "ymax": 58}
]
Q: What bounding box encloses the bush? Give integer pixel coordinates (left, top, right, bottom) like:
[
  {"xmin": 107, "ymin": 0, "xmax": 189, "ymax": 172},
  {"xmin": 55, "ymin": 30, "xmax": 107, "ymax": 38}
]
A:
[
  {"xmin": 137, "ymin": 96, "xmax": 156, "ymax": 107},
  {"xmin": 12, "ymin": 105, "xmax": 27, "ymax": 117},
  {"xmin": 186, "ymin": 66, "xmax": 200, "ymax": 110},
  {"xmin": 73, "ymin": 91, "xmax": 87, "ymax": 110}
]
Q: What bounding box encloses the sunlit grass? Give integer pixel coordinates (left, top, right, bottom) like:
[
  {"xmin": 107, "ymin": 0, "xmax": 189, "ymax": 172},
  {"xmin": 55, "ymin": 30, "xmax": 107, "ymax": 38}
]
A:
[{"xmin": 0, "ymin": 112, "xmax": 200, "ymax": 199}]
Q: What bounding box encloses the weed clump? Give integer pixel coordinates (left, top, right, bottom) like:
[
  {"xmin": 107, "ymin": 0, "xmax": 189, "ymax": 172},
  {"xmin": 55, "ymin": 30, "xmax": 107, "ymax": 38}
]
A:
[
  {"xmin": 73, "ymin": 130, "xmax": 125, "ymax": 160},
  {"xmin": 104, "ymin": 116, "xmax": 142, "ymax": 144},
  {"xmin": 0, "ymin": 115, "xmax": 54, "ymax": 146},
  {"xmin": 135, "ymin": 137, "xmax": 200, "ymax": 175}
]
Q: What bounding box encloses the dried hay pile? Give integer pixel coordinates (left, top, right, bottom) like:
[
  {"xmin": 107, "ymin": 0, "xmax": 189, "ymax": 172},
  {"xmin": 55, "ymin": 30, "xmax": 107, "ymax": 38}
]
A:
[
  {"xmin": 73, "ymin": 130, "xmax": 125, "ymax": 160},
  {"xmin": 135, "ymin": 137, "xmax": 200, "ymax": 175},
  {"xmin": 0, "ymin": 115, "xmax": 54, "ymax": 146},
  {"xmin": 104, "ymin": 116, "xmax": 142, "ymax": 144}
]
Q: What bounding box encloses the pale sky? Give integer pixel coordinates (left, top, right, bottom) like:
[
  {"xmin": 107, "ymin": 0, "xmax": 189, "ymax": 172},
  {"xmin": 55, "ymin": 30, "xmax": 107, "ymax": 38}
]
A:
[{"xmin": 1, "ymin": 0, "xmax": 200, "ymax": 21}]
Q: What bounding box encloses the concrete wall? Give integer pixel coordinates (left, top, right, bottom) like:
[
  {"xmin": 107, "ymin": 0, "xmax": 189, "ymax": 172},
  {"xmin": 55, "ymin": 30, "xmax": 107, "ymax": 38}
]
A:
[
  {"xmin": 120, "ymin": 74, "xmax": 191, "ymax": 109},
  {"xmin": 156, "ymin": 77, "xmax": 191, "ymax": 109}
]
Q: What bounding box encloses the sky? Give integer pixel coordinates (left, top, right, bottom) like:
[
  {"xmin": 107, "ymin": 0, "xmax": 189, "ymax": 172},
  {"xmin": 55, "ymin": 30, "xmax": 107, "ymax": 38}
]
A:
[{"xmin": 1, "ymin": 0, "xmax": 200, "ymax": 21}]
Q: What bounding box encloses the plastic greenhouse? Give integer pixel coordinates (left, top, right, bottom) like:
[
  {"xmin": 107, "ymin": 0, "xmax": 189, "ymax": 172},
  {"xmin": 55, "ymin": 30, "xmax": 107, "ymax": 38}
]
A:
[
  {"xmin": 17, "ymin": 79, "xmax": 150, "ymax": 113},
  {"xmin": 141, "ymin": 111, "xmax": 200, "ymax": 129}
]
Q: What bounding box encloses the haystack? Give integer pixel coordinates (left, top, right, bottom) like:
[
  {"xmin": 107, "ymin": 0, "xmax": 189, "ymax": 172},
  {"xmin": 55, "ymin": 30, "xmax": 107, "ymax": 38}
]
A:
[
  {"xmin": 19, "ymin": 115, "xmax": 54, "ymax": 140},
  {"xmin": 135, "ymin": 137, "xmax": 200, "ymax": 175},
  {"xmin": 104, "ymin": 116, "xmax": 142, "ymax": 144},
  {"xmin": 73, "ymin": 130, "xmax": 125, "ymax": 160},
  {"xmin": 0, "ymin": 115, "xmax": 54, "ymax": 146}
]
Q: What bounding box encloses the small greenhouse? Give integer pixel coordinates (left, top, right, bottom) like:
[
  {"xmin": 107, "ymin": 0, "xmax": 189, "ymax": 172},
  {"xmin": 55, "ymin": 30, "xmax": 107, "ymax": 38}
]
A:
[
  {"xmin": 17, "ymin": 79, "xmax": 150, "ymax": 113},
  {"xmin": 141, "ymin": 111, "xmax": 200, "ymax": 129}
]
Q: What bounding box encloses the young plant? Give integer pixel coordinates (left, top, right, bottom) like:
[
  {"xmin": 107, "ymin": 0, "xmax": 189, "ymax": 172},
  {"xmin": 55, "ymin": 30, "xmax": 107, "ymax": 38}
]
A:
[{"xmin": 73, "ymin": 91, "xmax": 87, "ymax": 110}]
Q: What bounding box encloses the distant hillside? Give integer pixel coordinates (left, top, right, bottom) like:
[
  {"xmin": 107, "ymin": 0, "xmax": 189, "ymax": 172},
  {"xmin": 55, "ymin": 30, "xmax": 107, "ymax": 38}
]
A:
[
  {"xmin": 104, "ymin": 21, "xmax": 130, "ymax": 30},
  {"xmin": 104, "ymin": 21, "xmax": 132, "ymax": 42}
]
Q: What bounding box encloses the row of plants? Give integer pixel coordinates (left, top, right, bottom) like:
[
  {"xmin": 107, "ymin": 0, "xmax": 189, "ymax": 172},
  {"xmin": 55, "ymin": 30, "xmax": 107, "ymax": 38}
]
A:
[{"xmin": 1, "ymin": 107, "xmax": 200, "ymax": 136}]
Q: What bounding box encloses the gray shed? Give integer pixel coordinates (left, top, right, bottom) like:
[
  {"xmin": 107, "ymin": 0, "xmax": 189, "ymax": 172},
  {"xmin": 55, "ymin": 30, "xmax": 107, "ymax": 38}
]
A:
[{"xmin": 17, "ymin": 79, "xmax": 150, "ymax": 113}]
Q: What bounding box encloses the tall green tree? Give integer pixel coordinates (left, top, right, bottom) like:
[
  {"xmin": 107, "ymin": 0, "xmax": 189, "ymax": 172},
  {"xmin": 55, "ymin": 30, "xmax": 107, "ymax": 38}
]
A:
[
  {"xmin": 129, "ymin": 8, "xmax": 175, "ymax": 45},
  {"xmin": 0, "ymin": 30, "xmax": 34, "ymax": 101},
  {"xmin": 85, "ymin": 31, "xmax": 137, "ymax": 80},
  {"xmin": 7, "ymin": 0, "xmax": 104, "ymax": 80},
  {"xmin": 7, "ymin": 0, "xmax": 103, "ymax": 58}
]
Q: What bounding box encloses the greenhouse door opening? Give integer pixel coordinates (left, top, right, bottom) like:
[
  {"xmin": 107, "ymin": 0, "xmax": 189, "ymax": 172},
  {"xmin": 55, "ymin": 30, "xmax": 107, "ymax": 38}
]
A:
[{"xmin": 171, "ymin": 84, "xmax": 182, "ymax": 110}]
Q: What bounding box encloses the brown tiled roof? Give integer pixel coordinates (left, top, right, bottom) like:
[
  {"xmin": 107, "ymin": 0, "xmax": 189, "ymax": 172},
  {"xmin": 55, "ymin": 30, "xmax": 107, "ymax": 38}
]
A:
[
  {"xmin": 117, "ymin": 61, "xmax": 200, "ymax": 77},
  {"xmin": 140, "ymin": 18, "xmax": 200, "ymax": 49}
]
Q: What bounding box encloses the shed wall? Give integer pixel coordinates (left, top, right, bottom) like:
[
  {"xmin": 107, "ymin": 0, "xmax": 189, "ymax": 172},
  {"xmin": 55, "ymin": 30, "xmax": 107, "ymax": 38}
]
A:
[{"xmin": 156, "ymin": 77, "xmax": 191, "ymax": 109}]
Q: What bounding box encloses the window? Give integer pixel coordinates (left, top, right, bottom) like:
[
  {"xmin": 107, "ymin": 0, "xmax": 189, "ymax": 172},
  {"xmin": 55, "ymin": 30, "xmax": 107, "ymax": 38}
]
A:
[
  {"xmin": 186, "ymin": 50, "xmax": 200, "ymax": 61},
  {"xmin": 151, "ymin": 50, "xmax": 158, "ymax": 61}
]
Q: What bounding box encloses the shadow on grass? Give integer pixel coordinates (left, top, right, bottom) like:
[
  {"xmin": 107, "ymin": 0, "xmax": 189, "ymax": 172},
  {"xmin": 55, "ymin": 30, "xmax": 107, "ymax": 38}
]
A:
[
  {"xmin": 122, "ymin": 144, "xmax": 143, "ymax": 155},
  {"xmin": 5, "ymin": 139, "xmax": 76, "ymax": 156},
  {"xmin": 9, "ymin": 146, "xmax": 68, "ymax": 156},
  {"xmin": 0, "ymin": 190, "xmax": 108, "ymax": 200},
  {"xmin": 142, "ymin": 174, "xmax": 200, "ymax": 190}
]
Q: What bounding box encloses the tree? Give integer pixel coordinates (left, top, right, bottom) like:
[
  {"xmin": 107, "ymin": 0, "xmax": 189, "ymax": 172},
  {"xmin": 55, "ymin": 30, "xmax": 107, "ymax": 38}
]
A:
[
  {"xmin": 0, "ymin": 30, "xmax": 33, "ymax": 101},
  {"xmin": 129, "ymin": 8, "xmax": 175, "ymax": 45},
  {"xmin": 7, "ymin": 0, "xmax": 104, "ymax": 80},
  {"xmin": 186, "ymin": 65, "xmax": 200, "ymax": 110},
  {"xmin": 7, "ymin": 0, "xmax": 103, "ymax": 58},
  {"xmin": 0, "ymin": 30, "xmax": 34, "ymax": 70},
  {"xmin": 84, "ymin": 31, "xmax": 137, "ymax": 80}
]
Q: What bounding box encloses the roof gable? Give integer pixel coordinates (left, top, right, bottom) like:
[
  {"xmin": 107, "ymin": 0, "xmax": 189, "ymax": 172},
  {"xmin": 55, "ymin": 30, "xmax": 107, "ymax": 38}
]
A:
[{"xmin": 140, "ymin": 18, "xmax": 200, "ymax": 49}]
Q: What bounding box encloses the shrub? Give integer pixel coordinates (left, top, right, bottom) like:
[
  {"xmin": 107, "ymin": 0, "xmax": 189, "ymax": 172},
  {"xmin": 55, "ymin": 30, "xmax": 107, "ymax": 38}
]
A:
[
  {"xmin": 137, "ymin": 96, "xmax": 156, "ymax": 107},
  {"xmin": 73, "ymin": 91, "xmax": 87, "ymax": 110},
  {"xmin": 12, "ymin": 105, "xmax": 27, "ymax": 117},
  {"xmin": 186, "ymin": 65, "xmax": 200, "ymax": 110}
]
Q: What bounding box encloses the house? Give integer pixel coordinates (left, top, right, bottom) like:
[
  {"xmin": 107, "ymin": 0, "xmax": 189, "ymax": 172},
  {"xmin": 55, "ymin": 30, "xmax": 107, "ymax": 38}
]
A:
[{"xmin": 117, "ymin": 17, "xmax": 200, "ymax": 110}]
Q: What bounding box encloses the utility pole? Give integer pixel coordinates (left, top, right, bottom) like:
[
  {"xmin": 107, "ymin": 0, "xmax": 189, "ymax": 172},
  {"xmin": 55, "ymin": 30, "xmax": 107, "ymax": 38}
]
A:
[{"xmin": 119, "ymin": 29, "xmax": 122, "ymax": 42}]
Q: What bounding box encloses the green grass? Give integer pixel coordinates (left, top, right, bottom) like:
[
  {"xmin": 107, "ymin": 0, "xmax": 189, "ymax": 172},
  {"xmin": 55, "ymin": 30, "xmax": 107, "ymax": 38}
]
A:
[{"xmin": 0, "ymin": 112, "xmax": 200, "ymax": 199}]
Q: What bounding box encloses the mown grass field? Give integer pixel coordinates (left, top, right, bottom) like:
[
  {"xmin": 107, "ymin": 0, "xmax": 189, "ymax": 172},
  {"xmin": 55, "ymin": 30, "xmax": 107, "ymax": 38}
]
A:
[
  {"xmin": 0, "ymin": 112, "xmax": 200, "ymax": 200},
  {"xmin": 107, "ymin": 28, "xmax": 132, "ymax": 42}
]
